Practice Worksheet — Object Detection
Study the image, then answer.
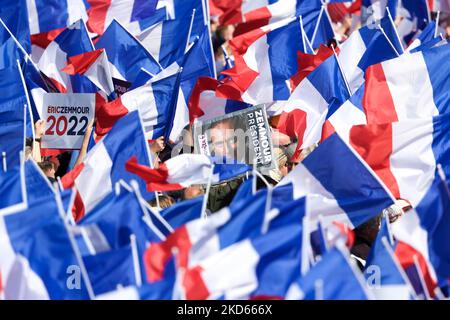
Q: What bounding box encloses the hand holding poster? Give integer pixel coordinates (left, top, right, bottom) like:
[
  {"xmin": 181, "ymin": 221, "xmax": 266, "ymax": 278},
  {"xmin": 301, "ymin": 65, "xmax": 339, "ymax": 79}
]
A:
[
  {"xmin": 193, "ymin": 105, "xmax": 276, "ymax": 171},
  {"xmin": 42, "ymin": 93, "xmax": 95, "ymax": 150}
]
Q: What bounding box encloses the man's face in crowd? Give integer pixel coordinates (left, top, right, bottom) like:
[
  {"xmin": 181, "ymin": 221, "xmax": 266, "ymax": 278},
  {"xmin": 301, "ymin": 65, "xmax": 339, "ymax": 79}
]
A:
[{"xmin": 209, "ymin": 121, "xmax": 238, "ymax": 160}]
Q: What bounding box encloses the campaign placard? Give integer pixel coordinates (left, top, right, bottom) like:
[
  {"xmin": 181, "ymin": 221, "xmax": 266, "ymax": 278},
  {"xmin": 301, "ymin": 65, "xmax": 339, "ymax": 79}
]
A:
[
  {"xmin": 193, "ymin": 105, "xmax": 276, "ymax": 171},
  {"xmin": 41, "ymin": 93, "xmax": 95, "ymax": 150}
]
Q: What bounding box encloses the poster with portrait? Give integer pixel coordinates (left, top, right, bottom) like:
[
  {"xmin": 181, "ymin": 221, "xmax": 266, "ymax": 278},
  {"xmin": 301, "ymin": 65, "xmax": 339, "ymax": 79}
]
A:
[{"xmin": 193, "ymin": 105, "xmax": 276, "ymax": 171}]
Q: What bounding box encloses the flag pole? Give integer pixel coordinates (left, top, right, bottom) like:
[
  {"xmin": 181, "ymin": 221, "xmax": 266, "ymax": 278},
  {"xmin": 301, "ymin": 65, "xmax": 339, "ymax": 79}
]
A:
[
  {"xmin": 17, "ymin": 58, "xmax": 35, "ymax": 139},
  {"xmin": 381, "ymin": 237, "xmax": 420, "ymax": 300},
  {"xmin": 2, "ymin": 152, "xmax": 6, "ymax": 172},
  {"xmin": 311, "ymin": 5, "xmax": 325, "ymax": 48},
  {"xmin": 323, "ymin": 4, "xmax": 341, "ymax": 48},
  {"xmin": 382, "ymin": 210, "xmax": 395, "ymax": 246},
  {"xmin": 437, "ymin": 164, "xmax": 450, "ymax": 199},
  {"xmin": 141, "ymin": 198, "xmax": 174, "ymax": 233},
  {"xmin": 129, "ymin": 180, "xmax": 167, "ymax": 241},
  {"xmin": 314, "ymin": 279, "xmax": 324, "ymax": 300},
  {"xmin": 412, "ymin": 255, "xmax": 431, "ymax": 300},
  {"xmin": 185, "ymin": 9, "xmax": 196, "ymax": 54},
  {"xmin": 53, "ymin": 185, "xmax": 96, "ymax": 300},
  {"xmin": 435, "ymin": 11, "xmax": 441, "ymax": 39},
  {"xmin": 386, "ymin": 7, "xmax": 405, "ymax": 54},
  {"xmin": 331, "ymin": 45, "xmax": 353, "ymax": 96},
  {"xmin": 130, "ymin": 234, "xmax": 143, "ymax": 287},
  {"xmin": 201, "ymin": 164, "xmax": 214, "ymax": 219},
  {"xmin": 0, "ymin": 18, "xmax": 30, "ymax": 59},
  {"xmin": 299, "ymin": 16, "xmax": 307, "ymax": 53},
  {"xmin": 378, "ymin": 25, "xmax": 401, "ymax": 57}
]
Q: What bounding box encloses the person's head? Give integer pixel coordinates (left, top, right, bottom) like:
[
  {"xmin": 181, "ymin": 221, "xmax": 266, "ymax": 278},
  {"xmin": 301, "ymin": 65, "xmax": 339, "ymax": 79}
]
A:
[
  {"xmin": 183, "ymin": 185, "xmax": 204, "ymax": 200},
  {"xmin": 354, "ymin": 214, "xmax": 382, "ymax": 244},
  {"xmin": 209, "ymin": 119, "xmax": 238, "ymax": 160},
  {"xmin": 38, "ymin": 161, "xmax": 56, "ymax": 179},
  {"xmin": 148, "ymin": 195, "xmax": 175, "ymax": 210},
  {"xmin": 216, "ymin": 25, "xmax": 235, "ymax": 43}
]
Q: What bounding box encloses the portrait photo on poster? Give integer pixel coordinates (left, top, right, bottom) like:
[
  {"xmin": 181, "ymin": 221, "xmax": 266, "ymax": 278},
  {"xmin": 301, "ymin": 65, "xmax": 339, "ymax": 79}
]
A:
[{"xmin": 193, "ymin": 105, "xmax": 276, "ymax": 172}]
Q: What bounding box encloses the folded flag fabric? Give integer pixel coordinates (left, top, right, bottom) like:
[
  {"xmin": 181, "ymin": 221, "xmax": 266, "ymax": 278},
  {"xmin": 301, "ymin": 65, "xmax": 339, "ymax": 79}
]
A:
[{"xmin": 125, "ymin": 154, "xmax": 252, "ymax": 192}]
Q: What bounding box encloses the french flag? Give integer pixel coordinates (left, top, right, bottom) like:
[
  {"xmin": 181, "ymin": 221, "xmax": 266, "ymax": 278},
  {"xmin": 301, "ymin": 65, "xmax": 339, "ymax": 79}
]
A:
[
  {"xmin": 407, "ymin": 21, "xmax": 439, "ymax": 52},
  {"xmin": 160, "ymin": 196, "xmax": 204, "ymax": 231},
  {"xmin": 231, "ymin": 0, "xmax": 334, "ymax": 48},
  {"xmin": 189, "ymin": 77, "xmax": 250, "ymax": 124},
  {"xmin": 26, "ymin": 0, "xmax": 89, "ymax": 35},
  {"xmin": 61, "ymin": 49, "xmax": 116, "ymax": 98},
  {"xmin": 217, "ymin": 16, "xmax": 312, "ymax": 105},
  {"xmin": 37, "ymin": 19, "xmax": 96, "ymax": 93},
  {"xmin": 211, "ymin": 0, "xmax": 275, "ymax": 26},
  {"xmin": 95, "ymin": 69, "xmax": 180, "ymax": 139},
  {"xmin": 143, "ymin": 188, "xmax": 303, "ymax": 299},
  {"xmin": 78, "ymin": 184, "xmax": 167, "ymax": 286},
  {"xmin": 0, "ymin": 161, "xmax": 25, "ymax": 212},
  {"xmin": 364, "ymin": 219, "xmax": 416, "ymax": 300},
  {"xmin": 0, "ymin": 194, "xmax": 91, "ymax": 299},
  {"xmin": 94, "ymin": 19, "xmax": 161, "ymax": 84},
  {"xmin": 362, "ymin": 44, "xmax": 450, "ymax": 125},
  {"xmin": 338, "ymin": 16, "xmax": 404, "ymax": 94},
  {"xmin": 348, "ymin": 115, "xmax": 450, "ymax": 294},
  {"xmin": 128, "ymin": 29, "xmax": 216, "ymax": 143},
  {"xmin": 22, "ymin": 58, "xmax": 50, "ymax": 121},
  {"xmin": 287, "ymin": 244, "xmax": 373, "ymax": 300},
  {"xmin": 391, "ymin": 191, "xmax": 450, "ymax": 298},
  {"xmin": 278, "ymin": 133, "xmax": 395, "ymax": 229},
  {"xmin": 61, "ymin": 110, "xmax": 153, "ymax": 222},
  {"xmin": 180, "ymin": 197, "xmax": 305, "ymax": 300},
  {"xmin": 321, "ymin": 84, "xmax": 367, "ymax": 145},
  {"xmin": 27, "ymin": 0, "xmax": 89, "ymax": 62},
  {"xmin": 349, "ymin": 114, "xmax": 450, "ymax": 208},
  {"xmin": 125, "ymin": 154, "xmax": 252, "ymax": 192},
  {"xmin": 86, "ymin": 0, "xmax": 158, "ymax": 36},
  {"xmin": 136, "ymin": 12, "xmax": 193, "ymax": 69},
  {"xmin": 275, "ymin": 53, "xmax": 350, "ymax": 152}
]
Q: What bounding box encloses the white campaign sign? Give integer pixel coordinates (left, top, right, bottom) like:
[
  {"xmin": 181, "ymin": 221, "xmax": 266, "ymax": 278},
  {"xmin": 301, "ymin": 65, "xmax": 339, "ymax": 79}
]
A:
[{"xmin": 42, "ymin": 93, "xmax": 95, "ymax": 149}]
